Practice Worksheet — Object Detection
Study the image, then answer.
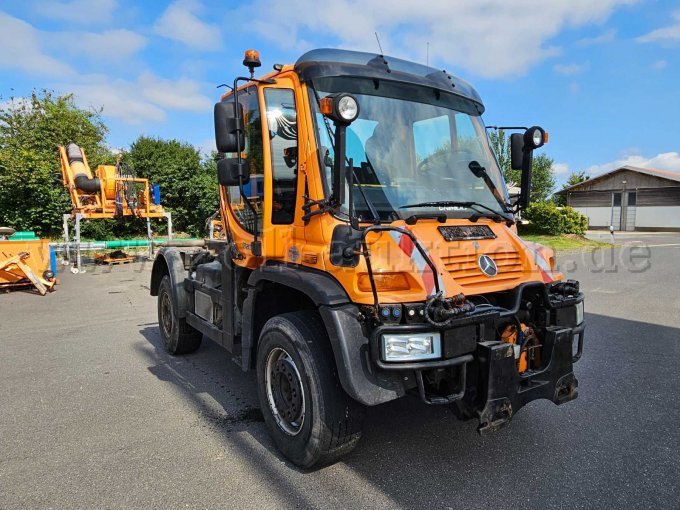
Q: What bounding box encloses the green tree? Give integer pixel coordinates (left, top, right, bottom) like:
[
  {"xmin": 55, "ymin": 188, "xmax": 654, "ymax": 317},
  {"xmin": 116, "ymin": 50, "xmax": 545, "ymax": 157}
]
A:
[
  {"xmin": 565, "ymin": 171, "xmax": 590, "ymax": 187},
  {"xmin": 554, "ymin": 171, "xmax": 590, "ymax": 206},
  {"xmin": 488, "ymin": 129, "xmax": 556, "ymax": 203},
  {"xmin": 0, "ymin": 90, "xmax": 112, "ymax": 236},
  {"xmin": 124, "ymin": 137, "xmax": 219, "ymax": 236},
  {"xmin": 488, "ymin": 129, "xmax": 511, "ymax": 181},
  {"xmin": 531, "ymin": 154, "xmax": 557, "ymax": 203}
]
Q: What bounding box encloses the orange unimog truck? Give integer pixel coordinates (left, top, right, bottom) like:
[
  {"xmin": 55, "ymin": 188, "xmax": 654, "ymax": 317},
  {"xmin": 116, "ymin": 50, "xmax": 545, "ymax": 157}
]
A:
[{"xmin": 150, "ymin": 49, "xmax": 585, "ymax": 468}]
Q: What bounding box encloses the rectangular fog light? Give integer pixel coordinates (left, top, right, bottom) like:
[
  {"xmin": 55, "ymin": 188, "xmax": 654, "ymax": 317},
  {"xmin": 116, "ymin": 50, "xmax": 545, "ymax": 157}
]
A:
[{"xmin": 381, "ymin": 332, "xmax": 441, "ymax": 362}]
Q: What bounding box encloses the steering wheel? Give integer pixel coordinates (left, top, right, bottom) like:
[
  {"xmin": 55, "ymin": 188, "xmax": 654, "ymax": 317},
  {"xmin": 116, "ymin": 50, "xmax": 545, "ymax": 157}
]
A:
[{"xmin": 417, "ymin": 150, "xmax": 478, "ymax": 176}]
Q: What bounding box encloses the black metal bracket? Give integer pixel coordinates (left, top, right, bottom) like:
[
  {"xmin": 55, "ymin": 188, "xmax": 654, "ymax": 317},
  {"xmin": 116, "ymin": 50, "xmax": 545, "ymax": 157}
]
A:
[
  {"xmin": 415, "ymin": 359, "xmax": 470, "ymax": 405},
  {"xmin": 359, "ymin": 225, "xmax": 442, "ymax": 311},
  {"xmin": 301, "ymin": 195, "xmax": 336, "ymax": 224}
]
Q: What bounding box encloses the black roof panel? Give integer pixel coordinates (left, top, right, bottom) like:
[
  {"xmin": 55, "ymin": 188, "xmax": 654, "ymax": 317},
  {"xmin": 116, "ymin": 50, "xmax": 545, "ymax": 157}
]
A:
[{"xmin": 295, "ymin": 48, "xmax": 484, "ymax": 113}]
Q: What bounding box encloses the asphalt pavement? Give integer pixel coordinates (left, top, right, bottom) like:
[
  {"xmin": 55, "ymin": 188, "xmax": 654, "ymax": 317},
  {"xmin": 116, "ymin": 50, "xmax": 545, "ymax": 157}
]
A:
[{"xmin": 1, "ymin": 235, "xmax": 679, "ymax": 509}]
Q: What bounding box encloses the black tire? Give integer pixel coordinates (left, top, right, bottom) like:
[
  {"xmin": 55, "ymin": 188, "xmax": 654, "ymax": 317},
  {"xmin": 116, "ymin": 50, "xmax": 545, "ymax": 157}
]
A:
[
  {"xmin": 157, "ymin": 275, "xmax": 202, "ymax": 355},
  {"xmin": 256, "ymin": 311, "xmax": 365, "ymax": 468}
]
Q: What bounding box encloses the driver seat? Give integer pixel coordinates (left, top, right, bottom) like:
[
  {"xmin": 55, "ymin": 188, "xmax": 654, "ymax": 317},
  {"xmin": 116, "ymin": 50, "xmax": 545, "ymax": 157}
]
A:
[{"xmin": 364, "ymin": 122, "xmax": 411, "ymax": 183}]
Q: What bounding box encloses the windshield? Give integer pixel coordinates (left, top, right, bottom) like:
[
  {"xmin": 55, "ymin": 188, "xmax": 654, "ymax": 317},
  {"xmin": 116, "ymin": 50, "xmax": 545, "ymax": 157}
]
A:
[{"xmin": 310, "ymin": 84, "xmax": 510, "ymax": 222}]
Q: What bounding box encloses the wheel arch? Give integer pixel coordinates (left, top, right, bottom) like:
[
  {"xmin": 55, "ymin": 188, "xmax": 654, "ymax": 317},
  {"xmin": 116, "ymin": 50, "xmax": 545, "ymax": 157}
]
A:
[
  {"xmin": 241, "ymin": 264, "xmax": 349, "ymax": 372},
  {"xmin": 240, "ymin": 264, "xmax": 406, "ymax": 406},
  {"xmin": 150, "ymin": 248, "xmax": 190, "ymax": 318}
]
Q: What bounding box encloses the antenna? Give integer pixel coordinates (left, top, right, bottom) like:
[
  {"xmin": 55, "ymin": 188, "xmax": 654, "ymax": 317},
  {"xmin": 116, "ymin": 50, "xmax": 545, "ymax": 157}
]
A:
[
  {"xmin": 374, "ymin": 32, "xmax": 384, "ymax": 55},
  {"xmin": 427, "ymin": 42, "xmax": 429, "ymax": 66}
]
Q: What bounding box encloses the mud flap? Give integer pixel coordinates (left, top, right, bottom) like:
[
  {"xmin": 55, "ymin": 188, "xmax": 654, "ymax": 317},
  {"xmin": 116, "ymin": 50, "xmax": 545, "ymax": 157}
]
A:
[{"xmin": 477, "ymin": 326, "xmax": 580, "ymax": 435}]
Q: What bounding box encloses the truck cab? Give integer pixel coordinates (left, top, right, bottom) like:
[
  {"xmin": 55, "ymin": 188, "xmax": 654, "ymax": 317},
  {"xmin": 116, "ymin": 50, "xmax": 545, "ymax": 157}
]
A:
[{"xmin": 150, "ymin": 49, "xmax": 585, "ymax": 468}]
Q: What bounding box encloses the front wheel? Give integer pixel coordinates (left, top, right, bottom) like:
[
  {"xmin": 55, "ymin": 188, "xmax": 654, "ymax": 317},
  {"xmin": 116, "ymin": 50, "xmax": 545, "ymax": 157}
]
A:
[
  {"xmin": 157, "ymin": 275, "xmax": 202, "ymax": 355},
  {"xmin": 256, "ymin": 311, "xmax": 365, "ymax": 468}
]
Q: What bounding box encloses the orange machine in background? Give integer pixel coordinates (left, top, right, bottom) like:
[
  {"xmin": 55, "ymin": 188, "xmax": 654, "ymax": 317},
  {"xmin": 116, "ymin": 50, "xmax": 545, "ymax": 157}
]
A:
[
  {"xmin": 0, "ymin": 228, "xmax": 56, "ymax": 295},
  {"xmin": 59, "ymin": 144, "xmax": 172, "ymax": 272}
]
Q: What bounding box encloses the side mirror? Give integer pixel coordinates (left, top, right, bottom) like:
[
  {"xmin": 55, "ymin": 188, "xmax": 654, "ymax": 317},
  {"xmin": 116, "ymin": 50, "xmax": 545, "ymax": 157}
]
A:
[
  {"xmin": 217, "ymin": 158, "xmax": 250, "ymax": 186},
  {"xmin": 510, "ymin": 133, "xmax": 524, "ymax": 171},
  {"xmin": 214, "ymin": 101, "xmax": 245, "ymax": 153},
  {"xmin": 510, "ymin": 126, "xmax": 547, "ymax": 209}
]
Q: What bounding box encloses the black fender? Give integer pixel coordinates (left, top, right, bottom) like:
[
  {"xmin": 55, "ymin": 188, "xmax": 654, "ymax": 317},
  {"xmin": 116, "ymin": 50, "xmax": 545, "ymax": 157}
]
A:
[
  {"xmin": 247, "ymin": 263, "xmax": 350, "ymax": 305},
  {"xmin": 150, "ymin": 248, "xmax": 190, "ymax": 319},
  {"xmin": 319, "ymin": 304, "xmax": 406, "ymax": 406},
  {"xmin": 241, "ymin": 264, "xmax": 406, "ymax": 406}
]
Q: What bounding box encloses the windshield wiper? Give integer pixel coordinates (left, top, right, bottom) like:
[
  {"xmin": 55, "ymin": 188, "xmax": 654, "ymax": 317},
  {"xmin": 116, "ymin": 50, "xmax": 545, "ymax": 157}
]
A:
[
  {"xmin": 399, "ymin": 200, "xmax": 514, "ymax": 224},
  {"xmin": 468, "ymin": 160, "xmax": 513, "ymax": 214}
]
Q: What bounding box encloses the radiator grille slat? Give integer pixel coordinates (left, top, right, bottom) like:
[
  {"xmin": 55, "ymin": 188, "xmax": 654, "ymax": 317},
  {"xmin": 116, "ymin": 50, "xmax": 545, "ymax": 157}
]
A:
[{"xmin": 441, "ymin": 250, "xmax": 523, "ymax": 290}]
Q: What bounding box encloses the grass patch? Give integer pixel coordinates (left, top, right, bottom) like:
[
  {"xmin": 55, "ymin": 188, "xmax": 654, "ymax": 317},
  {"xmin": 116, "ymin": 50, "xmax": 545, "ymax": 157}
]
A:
[{"xmin": 521, "ymin": 234, "xmax": 610, "ymax": 252}]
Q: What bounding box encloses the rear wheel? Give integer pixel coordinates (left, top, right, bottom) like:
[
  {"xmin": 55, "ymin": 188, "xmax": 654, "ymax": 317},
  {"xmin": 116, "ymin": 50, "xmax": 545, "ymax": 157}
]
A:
[
  {"xmin": 256, "ymin": 311, "xmax": 365, "ymax": 468},
  {"xmin": 157, "ymin": 275, "xmax": 202, "ymax": 354}
]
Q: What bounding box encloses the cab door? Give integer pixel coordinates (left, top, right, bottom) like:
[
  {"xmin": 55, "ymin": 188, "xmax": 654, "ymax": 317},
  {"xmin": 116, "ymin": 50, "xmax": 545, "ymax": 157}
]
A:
[
  {"xmin": 220, "ymin": 85, "xmax": 266, "ymax": 266},
  {"xmin": 260, "ymin": 78, "xmax": 304, "ymax": 262}
]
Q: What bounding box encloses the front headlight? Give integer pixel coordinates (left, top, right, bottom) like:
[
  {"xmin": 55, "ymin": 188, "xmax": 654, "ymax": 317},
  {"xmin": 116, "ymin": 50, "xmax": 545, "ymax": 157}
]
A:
[
  {"xmin": 575, "ymin": 301, "xmax": 584, "ymax": 325},
  {"xmin": 381, "ymin": 332, "xmax": 441, "ymax": 362}
]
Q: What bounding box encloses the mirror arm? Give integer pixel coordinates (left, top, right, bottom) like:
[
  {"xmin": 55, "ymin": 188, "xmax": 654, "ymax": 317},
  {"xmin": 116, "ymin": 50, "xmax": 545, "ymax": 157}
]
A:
[
  {"xmin": 332, "ymin": 122, "xmax": 347, "ymax": 207},
  {"xmin": 519, "ymin": 147, "xmax": 533, "ymax": 210}
]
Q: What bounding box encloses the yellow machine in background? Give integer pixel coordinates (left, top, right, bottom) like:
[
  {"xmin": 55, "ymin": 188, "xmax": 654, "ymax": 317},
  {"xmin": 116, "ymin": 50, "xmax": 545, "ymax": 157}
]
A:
[{"xmin": 59, "ymin": 144, "xmax": 172, "ymax": 272}]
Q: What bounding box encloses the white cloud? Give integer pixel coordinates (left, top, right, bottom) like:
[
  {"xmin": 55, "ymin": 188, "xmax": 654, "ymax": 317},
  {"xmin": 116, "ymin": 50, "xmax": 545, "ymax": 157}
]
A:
[
  {"xmin": 231, "ymin": 0, "xmax": 638, "ymax": 78},
  {"xmin": 554, "ymin": 62, "xmax": 589, "ymax": 75},
  {"xmin": 138, "ymin": 72, "xmax": 212, "ymax": 111},
  {"xmin": 61, "ymin": 73, "xmax": 212, "ymax": 124},
  {"xmin": 553, "ymin": 163, "xmax": 570, "ymax": 175},
  {"xmin": 636, "ymin": 10, "xmax": 680, "ymax": 43},
  {"xmin": 52, "ymin": 29, "xmax": 147, "ymax": 61},
  {"xmin": 154, "ymin": 0, "xmax": 221, "ymax": 50},
  {"xmin": 0, "ymin": 12, "xmax": 72, "ymax": 76},
  {"xmin": 66, "ymin": 76, "xmax": 166, "ymax": 124},
  {"xmin": 0, "ymin": 12, "xmax": 147, "ymax": 77},
  {"xmin": 33, "ymin": 0, "xmax": 119, "ymax": 25},
  {"xmin": 576, "ymin": 28, "xmax": 616, "ymax": 46},
  {"xmin": 651, "ymin": 59, "xmax": 667, "ymax": 70},
  {"xmin": 586, "ymin": 152, "xmax": 680, "ymax": 176}
]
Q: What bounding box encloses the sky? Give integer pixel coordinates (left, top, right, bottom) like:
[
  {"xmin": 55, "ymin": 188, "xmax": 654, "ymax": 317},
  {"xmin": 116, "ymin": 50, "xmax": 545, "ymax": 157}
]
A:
[{"xmin": 1, "ymin": 0, "xmax": 679, "ymax": 185}]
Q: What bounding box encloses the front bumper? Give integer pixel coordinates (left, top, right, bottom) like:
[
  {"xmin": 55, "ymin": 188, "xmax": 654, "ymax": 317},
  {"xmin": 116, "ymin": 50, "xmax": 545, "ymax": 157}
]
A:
[
  {"xmin": 475, "ymin": 323, "xmax": 583, "ymax": 433},
  {"xmin": 367, "ymin": 282, "xmax": 585, "ymax": 432}
]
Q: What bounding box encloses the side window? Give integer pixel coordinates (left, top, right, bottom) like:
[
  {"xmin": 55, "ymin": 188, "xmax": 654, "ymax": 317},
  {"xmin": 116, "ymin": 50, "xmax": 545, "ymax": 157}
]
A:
[
  {"xmin": 227, "ymin": 87, "xmax": 264, "ymax": 233},
  {"xmin": 264, "ymin": 88, "xmax": 298, "ymax": 224}
]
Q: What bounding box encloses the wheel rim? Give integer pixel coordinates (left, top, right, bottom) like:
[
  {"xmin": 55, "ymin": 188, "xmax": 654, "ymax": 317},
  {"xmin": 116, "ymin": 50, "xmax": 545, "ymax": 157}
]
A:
[
  {"xmin": 265, "ymin": 347, "xmax": 305, "ymax": 436},
  {"xmin": 160, "ymin": 291, "xmax": 173, "ymax": 339}
]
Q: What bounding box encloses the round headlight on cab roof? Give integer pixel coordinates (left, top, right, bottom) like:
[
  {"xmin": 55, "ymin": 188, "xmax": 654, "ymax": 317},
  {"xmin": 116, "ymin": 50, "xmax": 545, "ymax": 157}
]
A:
[
  {"xmin": 337, "ymin": 95, "xmax": 359, "ymax": 122},
  {"xmin": 319, "ymin": 93, "xmax": 360, "ymax": 125}
]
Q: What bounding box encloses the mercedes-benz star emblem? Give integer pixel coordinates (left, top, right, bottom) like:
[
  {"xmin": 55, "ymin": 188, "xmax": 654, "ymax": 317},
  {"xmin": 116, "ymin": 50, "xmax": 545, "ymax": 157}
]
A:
[{"xmin": 478, "ymin": 255, "xmax": 498, "ymax": 277}]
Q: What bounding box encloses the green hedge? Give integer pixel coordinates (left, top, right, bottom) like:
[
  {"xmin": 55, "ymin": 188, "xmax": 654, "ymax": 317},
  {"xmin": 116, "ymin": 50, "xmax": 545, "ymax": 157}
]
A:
[{"xmin": 521, "ymin": 202, "xmax": 588, "ymax": 236}]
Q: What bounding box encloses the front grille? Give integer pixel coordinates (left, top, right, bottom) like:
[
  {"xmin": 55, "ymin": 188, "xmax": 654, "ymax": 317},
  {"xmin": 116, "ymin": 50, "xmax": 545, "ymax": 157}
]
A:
[{"xmin": 441, "ymin": 250, "xmax": 523, "ymax": 289}]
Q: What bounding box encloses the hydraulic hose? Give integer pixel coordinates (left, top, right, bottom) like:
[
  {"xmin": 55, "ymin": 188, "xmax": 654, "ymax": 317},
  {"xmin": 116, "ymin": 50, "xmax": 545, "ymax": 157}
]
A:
[
  {"xmin": 424, "ymin": 292, "xmax": 476, "ymax": 328},
  {"xmin": 67, "ymin": 143, "xmax": 101, "ymax": 193}
]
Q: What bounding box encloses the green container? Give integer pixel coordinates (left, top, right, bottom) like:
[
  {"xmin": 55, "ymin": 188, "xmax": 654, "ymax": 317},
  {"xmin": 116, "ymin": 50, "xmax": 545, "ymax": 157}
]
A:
[{"xmin": 9, "ymin": 231, "xmax": 38, "ymax": 240}]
